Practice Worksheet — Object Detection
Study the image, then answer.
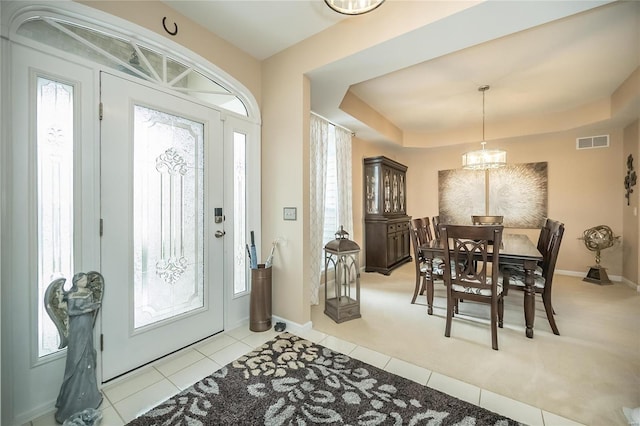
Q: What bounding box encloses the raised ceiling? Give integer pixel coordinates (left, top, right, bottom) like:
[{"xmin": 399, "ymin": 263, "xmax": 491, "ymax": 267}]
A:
[{"xmin": 163, "ymin": 1, "xmax": 639, "ymax": 148}]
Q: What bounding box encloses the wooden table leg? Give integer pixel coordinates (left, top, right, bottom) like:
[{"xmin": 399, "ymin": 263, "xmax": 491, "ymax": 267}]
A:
[{"xmin": 523, "ymin": 260, "xmax": 536, "ymax": 338}]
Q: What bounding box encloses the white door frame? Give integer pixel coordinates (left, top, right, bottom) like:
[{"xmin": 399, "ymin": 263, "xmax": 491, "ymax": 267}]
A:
[
  {"xmin": 223, "ymin": 115, "xmax": 260, "ymax": 327},
  {"xmin": 1, "ymin": 2, "xmax": 261, "ymax": 424},
  {"xmin": 3, "ymin": 43, "xmax": 100, "ymax": 425}
]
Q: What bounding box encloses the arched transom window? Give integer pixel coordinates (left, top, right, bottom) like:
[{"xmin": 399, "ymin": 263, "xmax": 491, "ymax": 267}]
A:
[{"xmin": 16, "ymin": 16, "xmax": 249, "ymax": 116}]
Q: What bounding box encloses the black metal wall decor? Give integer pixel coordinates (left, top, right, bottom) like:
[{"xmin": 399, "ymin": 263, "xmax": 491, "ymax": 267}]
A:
[
  {"xmin": 162, "ymin": 17, "xmax": 178, "ymax": 36},
  {"xmin": 625, "ymin": 154, "xmax": 637, "ymax": 206}
]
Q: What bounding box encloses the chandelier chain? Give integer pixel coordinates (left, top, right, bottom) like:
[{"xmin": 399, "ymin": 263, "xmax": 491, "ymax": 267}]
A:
[{"xmin": 461, "ymin": 84, "xmax": 505, "ymax": 170}]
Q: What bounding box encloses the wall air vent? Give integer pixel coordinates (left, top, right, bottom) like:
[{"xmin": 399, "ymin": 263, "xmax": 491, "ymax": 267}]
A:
[{"xmin": 576, "ymin": 135, "xmax": 609, "ymax": 150}]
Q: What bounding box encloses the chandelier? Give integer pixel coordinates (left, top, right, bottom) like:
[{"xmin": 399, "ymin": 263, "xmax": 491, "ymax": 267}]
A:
[
  {"xmin": 462, "ymin": 85, "xmax": 507, "ymax": 170},
  {"xmin": 324, "ymin": 0, "xmax": 385, "ymax": 15}
]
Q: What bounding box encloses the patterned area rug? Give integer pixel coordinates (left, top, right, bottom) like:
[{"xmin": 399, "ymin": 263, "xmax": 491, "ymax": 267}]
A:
[{"xmin": 126, "ymin": 332, "xmax": 521, "ymax": 425}]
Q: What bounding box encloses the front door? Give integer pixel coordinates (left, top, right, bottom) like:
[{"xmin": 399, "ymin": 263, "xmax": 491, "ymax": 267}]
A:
[{"xmin": 100, "ymin": 72, "xmax": 224, "ymax": 380}]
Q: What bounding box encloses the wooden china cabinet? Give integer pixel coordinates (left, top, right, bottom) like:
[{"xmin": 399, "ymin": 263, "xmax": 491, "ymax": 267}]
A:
[{"xmin": 363, "ymin": 156, "xmax": 411, "ymax": 275}]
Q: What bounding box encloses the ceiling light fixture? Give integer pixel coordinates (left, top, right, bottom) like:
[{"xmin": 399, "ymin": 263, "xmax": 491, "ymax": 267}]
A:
[
  {"xmin": 462, "ymin": 85, "xmax": 507, "ymax": 170},
  {"xmin": 324, "ymin": 0, "xmax": 385, "ymax": 15}
]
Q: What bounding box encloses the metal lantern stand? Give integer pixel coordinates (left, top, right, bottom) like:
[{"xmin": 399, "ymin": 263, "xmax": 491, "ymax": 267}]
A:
[{"xmin": 324, "ymin": 227, "xmax": 361, "ymax": 323}]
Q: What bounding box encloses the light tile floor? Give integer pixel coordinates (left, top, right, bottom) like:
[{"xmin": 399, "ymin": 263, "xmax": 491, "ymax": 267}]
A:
[{"xmin": 28, "ymin": 323, "xmax": 582, "ymax": 426}]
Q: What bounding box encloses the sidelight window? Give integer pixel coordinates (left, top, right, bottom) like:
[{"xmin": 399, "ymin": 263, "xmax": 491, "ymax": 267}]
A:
[
  {"xmin": 233, "ymin": 131, "xmax": 249, "ymax": 295},
  {"xmin": 36, "ymin": 76, "xmax": 75, "ymax": 357}
]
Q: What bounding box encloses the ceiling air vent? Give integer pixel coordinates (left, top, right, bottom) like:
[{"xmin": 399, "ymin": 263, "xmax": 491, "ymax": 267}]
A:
[{"xmin": 576, "ymin": 135, "xmax": 609, "ymax": 150}]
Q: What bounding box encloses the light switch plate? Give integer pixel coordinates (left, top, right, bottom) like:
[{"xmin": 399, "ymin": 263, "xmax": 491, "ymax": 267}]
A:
[{"xmin": 283, "ymin": 207, "xmax": 297, "ymax": 221}]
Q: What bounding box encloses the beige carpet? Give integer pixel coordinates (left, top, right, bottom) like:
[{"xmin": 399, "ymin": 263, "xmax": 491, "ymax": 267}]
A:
[{"xmin": 310, "ymin": 263, "xmax": 640, "ymax": 426}]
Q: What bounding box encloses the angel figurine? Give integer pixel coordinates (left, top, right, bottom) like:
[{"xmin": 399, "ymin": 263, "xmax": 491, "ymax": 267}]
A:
[{"xmin": 45, "ymin": 271, "xmax": 104, "ymax": 424}]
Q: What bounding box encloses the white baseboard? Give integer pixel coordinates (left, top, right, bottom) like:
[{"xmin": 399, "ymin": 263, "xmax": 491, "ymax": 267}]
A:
[
  {"xmin": 12, "ymin": 399, "xmax": 56, "ymax": 426},
  {"xmin": 555, "ymin": 269, "xmax": 640, "ymax": 291},
  {"xmin": 556, "ymin": 269, "xmax": 623, "ymax": 282},
  {"xmin": 271, "ymin": 315, "xmax": 313, "ymax": 335},
  {"xmin": 620, "ymin": 276, "xmax": 640, "ymax": 292}
]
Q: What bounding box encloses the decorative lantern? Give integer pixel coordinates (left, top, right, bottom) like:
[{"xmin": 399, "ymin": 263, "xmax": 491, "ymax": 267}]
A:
[{"xmin": 324, "ymin": 226, "xmax": 361, "ymax": 323}]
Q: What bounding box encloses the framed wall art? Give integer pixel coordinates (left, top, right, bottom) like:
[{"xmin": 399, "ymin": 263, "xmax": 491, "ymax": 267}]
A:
[{"xmin": 438, "ymin": 162, "xmax": 548, "ymax": 228}]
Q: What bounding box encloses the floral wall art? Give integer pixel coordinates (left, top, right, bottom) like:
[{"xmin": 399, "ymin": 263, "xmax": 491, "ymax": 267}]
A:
[{"xmin": 438, "ymin": 162, "xmax": 548, "ymax": 228}]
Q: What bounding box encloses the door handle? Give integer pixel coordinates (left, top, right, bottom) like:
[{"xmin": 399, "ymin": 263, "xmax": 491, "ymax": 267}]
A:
[{"xmin": 215, "ymin": 230, "xmax": 226, "ymax": 238}]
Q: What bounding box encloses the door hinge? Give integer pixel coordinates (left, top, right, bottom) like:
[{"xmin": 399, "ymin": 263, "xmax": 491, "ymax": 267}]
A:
[
  {"xmin": 100, "ymin": 334, "xmax": 104, "ymax": 352},
  {"xmin": 99, "ymin": 102, "xmax": 103, "ymax": 121},
  {"xmin": 100, "ymin": 218, "xmax": 103, "ymax": 236}
]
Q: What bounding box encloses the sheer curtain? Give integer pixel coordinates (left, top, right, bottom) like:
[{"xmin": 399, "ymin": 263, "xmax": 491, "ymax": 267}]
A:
[
  {"xmin": 309, "ymin": 114, "xmax": 328, "ymax": 305},
  {"xmin": 335, "ymin": 126, "xmax": 353, "ymax": 241},
  {"xmin": 309, "ymin": 113, "xmax": 353, "ymax": 305}
]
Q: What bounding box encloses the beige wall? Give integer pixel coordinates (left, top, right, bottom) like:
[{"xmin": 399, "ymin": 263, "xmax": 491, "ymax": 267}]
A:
[
  {"xmin": 351, "ymin": 128, "xmax": 629, "ymax": 278},
  {"xmin": 259, "ymin": 4, "xmax": 479, "ymax": 324},
  {"xmin": 622, "ymin": 120, "xmax": 640, "ymax": 285},
  {"xmin": 259, "ymin": 62, "xmax": 310, "ymax": 324}
]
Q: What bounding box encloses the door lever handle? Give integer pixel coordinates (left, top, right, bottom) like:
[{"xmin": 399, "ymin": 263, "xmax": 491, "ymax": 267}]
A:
[{"xmin": 215, "ymin": 230, "xmax": 226, "ymax": 238}]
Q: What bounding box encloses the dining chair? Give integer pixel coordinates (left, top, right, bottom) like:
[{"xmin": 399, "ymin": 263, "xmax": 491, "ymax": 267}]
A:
[
  {"xmin": 471, "ymin": 215, "xmax": 504, "ymax": 225},
  {"xmin": 409, "ymin": 218, "xmax": 443, "ymax": 304},
  {"xmin": 432, "ymin": 216, "xmax": 441, "ymax": 239},
  {"xmin": 502, "ymin": 218, "xmax": 555, "ymax": 288},
  {"xmin": 414, "ymin": 217, "xmax": 432, "ymax": 245},
  {"xmin": 440, "ymin": 224, "xmax": 504, "ymax": 350},
  {"xmin": 502, "ymin": 219, "xmax": 565, "ymax": 335},
  {"xmin": 469, "ymin": 216, "xmax": 503, "ymax": 273},
  {"xmin": 409, "ymin": 223, "xmax": 427, "ymax": 304}
]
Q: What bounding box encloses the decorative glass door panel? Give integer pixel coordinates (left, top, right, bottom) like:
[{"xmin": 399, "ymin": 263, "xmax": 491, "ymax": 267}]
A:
[
  {"xmin": 133, "ymin": 105, "xmax": 205, "ymax": 328},
  {"xmin": 100, "ymin": 72, "xmax": 223, "ymax": 381}
]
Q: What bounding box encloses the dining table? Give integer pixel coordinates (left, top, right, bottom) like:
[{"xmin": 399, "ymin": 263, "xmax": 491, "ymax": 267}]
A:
[{"xmin": 421, "ymin": 233, "xmax": 543, "ymax": 338}]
